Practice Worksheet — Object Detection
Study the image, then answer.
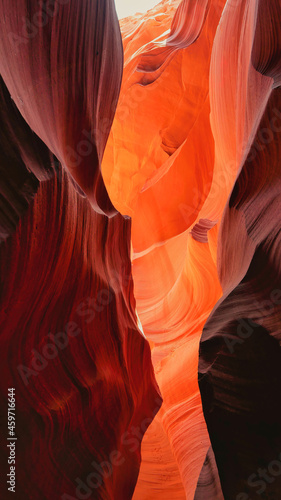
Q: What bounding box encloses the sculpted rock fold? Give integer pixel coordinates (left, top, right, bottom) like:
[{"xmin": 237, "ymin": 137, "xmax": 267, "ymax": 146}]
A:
[
  {"xmin": 0, "ymin": 0, "xmax": 123, "ymax": 216},
  {"xmin": 199, "ymin": 0, "xmax": 281, "ymax": 498},
  {"xmin": 0, "ymin": 1, "xmax": 161, "ymax": 499}
]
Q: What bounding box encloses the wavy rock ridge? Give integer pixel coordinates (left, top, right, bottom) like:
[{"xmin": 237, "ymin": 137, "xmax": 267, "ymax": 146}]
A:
[{"xmin": 0, "ymin": 1, "xmax": 161, "ymax": 499}]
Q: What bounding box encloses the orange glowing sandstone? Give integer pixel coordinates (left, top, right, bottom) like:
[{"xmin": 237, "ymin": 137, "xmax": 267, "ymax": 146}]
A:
[
  {"xmin": 102, "ymin": 0, "xmax": 235, "ymax": 497},
  {"xmin": 104, "ymin": 0, "xmax": 271, "ymax": 495}
]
